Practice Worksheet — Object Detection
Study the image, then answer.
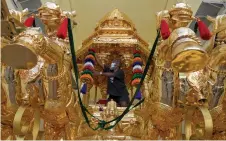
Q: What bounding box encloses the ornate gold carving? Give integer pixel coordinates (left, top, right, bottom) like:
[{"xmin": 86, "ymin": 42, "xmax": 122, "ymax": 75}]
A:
[{"xmin": 1, "ymin": 0, "xmax": 226, "ymax": 140}]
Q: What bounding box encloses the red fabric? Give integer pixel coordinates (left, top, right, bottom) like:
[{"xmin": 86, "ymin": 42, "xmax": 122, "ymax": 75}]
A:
[
  {"xmin": 97, "ymin": 99, "xmax": 108, "ymax": 105},
  {"xmin": 88, "ymin": 48, "xmax": 95, "ymax": 53},
  {"xmin": 197, "ymin": 20, "xmax": 211, "ymax": 40},
  {"xmin": 24, "ymin": 16, "xmax": 35, "ymax": 27},
  {"xmin": 83, "ymin": 66, "xmax": 94, "ymax": 71},
  {"xmin": 133, "ymin": 50, "xmax": 141, "ymax": 54},
  {"xmin": 160, "ymin": 19, "xmax": 170, "ymax": 40},
  {"xmin": 133, "ymin": 69, "xmax": 143, "ymax": 73},
  {"xmin": 132, "ymin": 78, "xmax": 141, "ymax": 86},
  {"xmin": 133, "ymin": 57, "xmax": 142, "ymax": 63},
  {"xmin": 57, "ymin": 18, "xmax": 68, "ymax": 39}
]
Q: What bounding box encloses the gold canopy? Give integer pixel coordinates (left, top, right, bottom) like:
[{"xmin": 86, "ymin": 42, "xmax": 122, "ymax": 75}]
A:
[{"xmin": 76, "ymin": 9, "xmax": 149, "ymax": 65}]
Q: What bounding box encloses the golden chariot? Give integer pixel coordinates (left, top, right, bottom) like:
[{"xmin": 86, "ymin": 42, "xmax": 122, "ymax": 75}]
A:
[{"xmin": 1, "ymin": 0, "xmax": 226, "ymax": 140}]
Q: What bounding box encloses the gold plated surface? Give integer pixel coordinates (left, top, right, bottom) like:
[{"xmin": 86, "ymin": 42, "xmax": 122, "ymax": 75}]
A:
[{"xmin": 1, "ymin": 0, "xmax": 226, "ymax": 140}]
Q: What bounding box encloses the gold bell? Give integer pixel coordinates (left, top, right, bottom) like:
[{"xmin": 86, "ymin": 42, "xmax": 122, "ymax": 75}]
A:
[{"xmin": 169, "ymin": 27, "xmax": 209, "ymax": 72}]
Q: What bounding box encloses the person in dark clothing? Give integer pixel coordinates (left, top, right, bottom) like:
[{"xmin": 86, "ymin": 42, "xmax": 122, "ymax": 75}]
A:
[{"xmin": 94, "ymin": 58, "xmax": 130, "ymax": 107}]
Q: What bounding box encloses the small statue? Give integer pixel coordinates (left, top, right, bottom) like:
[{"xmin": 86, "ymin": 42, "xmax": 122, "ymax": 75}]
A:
[{"xmin": 97, "ymin": 100, "xmax": 124, "ymax": 140}]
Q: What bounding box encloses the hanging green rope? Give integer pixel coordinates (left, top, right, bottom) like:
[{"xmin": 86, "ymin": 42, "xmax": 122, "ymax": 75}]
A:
[
  {"xmin": 68, "ymin": 18, "xmax": 160, "ymax": 130},
  {"xmin": 67, "ymin": 18, "xmax": 92, "ymax": 128}
]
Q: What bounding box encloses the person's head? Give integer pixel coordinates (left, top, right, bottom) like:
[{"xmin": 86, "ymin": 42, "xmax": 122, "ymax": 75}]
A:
[{"xmin": 110, "ymin": 59, "xmax": 121, "ymax": 70}]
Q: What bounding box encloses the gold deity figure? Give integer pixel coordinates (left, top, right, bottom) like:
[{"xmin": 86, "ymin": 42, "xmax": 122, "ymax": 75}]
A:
[
  {"xmin": 1, "ymin": 1, "xmax": 79, "ymax": 140},
  {"xmin": 36, "ymin": 2, "xmax": 78, "ymax": 140}
]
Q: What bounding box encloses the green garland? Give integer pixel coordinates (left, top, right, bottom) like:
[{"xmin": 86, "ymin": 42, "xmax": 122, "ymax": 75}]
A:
[
  {"xmin": 88, "ymin": 52, "xmax": 95, "ymax": 57},
  {"xmin": 134, "ymin": 54, "xmax": 141, "ymax": 58},
  {"xmin": 81, "ymin": 70, "xmax": 93, "ymax": 77},
  {"xmin": 132, "ymin": 73, "xmax": 143, "ymax": 80}
]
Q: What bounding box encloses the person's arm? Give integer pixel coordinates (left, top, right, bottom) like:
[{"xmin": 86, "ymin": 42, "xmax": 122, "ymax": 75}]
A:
[
  {"xmin": 102, "ymin": 72, "xmax": 114, "ymax": 77},
  {"xmin": 93, "ymin": 69, "xmax": 124, "ymax": 78},
  {"xmin": 93, "ymin": 71, "xmax": 115, "ymax": 77}
]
